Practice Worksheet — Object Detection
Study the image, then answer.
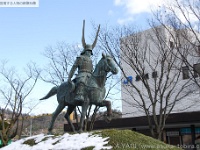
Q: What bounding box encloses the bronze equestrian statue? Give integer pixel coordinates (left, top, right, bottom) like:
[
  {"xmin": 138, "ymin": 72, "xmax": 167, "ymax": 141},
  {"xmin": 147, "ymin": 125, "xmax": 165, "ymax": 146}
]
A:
[
  {"xmin": 40, "ymin": 21, "xmax": 118, "ymax": 134},
  {"xmin": 67, "ymin": 20, "xmax": 99, "ymax": 104}
]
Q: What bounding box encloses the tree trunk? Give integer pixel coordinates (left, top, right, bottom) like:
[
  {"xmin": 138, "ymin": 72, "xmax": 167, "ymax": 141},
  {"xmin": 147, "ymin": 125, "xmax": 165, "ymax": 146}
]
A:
[{"xmin": 0, "ymin": 130, "xmax": 9, "ymax": 147}]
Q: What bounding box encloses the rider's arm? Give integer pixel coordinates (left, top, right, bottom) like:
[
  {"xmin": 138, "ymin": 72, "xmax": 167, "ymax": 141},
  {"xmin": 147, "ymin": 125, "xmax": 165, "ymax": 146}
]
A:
[{"xmin": 67, "ymin": 57, "xmax": 80, "ymax": 82}]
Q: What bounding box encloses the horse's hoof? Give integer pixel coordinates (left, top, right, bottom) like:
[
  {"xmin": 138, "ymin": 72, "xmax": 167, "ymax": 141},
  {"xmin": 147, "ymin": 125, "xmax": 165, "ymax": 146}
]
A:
[
  {"xmin": 78, "ymin": 129, "xmax": 83, "ymax": 133},
  {"xmin": 47, "ymin": 131, "xmax": 53, "ymax": 135},
  {"xmin": 71, "ymin": 130, "xmax": 77, "ymax": 134}
]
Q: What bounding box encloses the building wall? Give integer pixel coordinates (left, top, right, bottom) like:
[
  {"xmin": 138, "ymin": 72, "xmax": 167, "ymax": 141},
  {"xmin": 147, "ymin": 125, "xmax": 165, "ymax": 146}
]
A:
[{"xmin": 121, "ymin": 26, "xmax": 200, "ymax": 118}]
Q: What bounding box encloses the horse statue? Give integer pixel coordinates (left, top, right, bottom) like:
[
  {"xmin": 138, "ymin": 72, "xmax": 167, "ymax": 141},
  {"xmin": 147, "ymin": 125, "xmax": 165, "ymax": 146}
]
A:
[{"xmin": 40, "ymin": 53, "xmax": 118, "ymax": 134}]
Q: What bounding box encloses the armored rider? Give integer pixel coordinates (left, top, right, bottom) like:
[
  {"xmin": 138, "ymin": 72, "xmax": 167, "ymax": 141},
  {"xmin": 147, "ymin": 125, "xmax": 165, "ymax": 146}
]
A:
[{"xmin": 67, "ymin": 20, "xmax": 100, "ymax": 103}]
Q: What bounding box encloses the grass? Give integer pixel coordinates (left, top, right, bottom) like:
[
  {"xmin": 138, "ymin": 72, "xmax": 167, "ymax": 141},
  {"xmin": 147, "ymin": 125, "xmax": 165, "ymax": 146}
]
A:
[
  {"xmin": 81, "ymin": 146, "xmax": 95, "ymax": 150},
  {"xmin": 23, "ymin": 139, "xmax": 36, "ymax": 146},
  {"xmin": 21, "ymin": 129, "xmax": 182, "ymax": 150},
  {"xmin": 23, "ymin": 136, "xmax": 52, "ymax": 146},
  {"xmin": 94, "ymin": 129, "xmax": 182, "ymax": 150}
]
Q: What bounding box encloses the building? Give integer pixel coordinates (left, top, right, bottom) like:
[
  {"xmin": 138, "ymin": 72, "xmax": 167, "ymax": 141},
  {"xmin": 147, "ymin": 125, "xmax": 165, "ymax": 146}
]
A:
[
  {"xmin": 120, "ymin": 26, "xmax": 200, "ymax": 147},
  {"xmin": 121, "ymin": 26, "xmax": 200, "ymax": 118}
]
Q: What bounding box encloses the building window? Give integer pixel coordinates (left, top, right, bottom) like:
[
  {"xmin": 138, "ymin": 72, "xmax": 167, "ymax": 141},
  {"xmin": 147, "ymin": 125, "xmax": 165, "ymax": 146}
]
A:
[
  {"xmin": 143, "ymin": 73, "xmax": 149, "ymax": 79},
  {"xmin": 136, "ymin": 75, "xmax": 141, "ymax": 81},
  {"xmin": 152, "ymin": 71, "xmax": 158, "ymax": 78},
  {"xmin": 193, "ymin": 63, "xmax": 200, "ymax": 78},
  {"xmin": 197, "ymin": 45, "xmax": 200, "ymax": 56},
  {"xmin": 136, "ymin": 74, "xmax": 149, "ymax": 81},
  {"xmin": 182, "ymin": 66, "xmax": 189, "ymax": 79},
  {"xmin": 170, "ymin": 41, "xmax": 174, "ymax": 49}
]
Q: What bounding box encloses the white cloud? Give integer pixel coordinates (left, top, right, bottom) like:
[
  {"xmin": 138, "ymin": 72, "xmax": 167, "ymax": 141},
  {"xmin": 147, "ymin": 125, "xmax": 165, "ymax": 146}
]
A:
[
  {"xmin": 170, "ymin": 1, "xmax": 198, "ymax": 23},
  {"xmin": 114, "ymin": 0, "xmax": 199, "ymax": 25},
  {"xmin": 114, "ymin": 0, "xmax": 123, "ymax": 6},
  {"xmin": 159, "ymin": 0, "xmax": 199, "ymax": 26},
  {"xmin": 114, "ymin": 0, "xmax": 164, "ymax": 15},
  {"xmin": 113, "ymin": 0, "xmax": 164, "ymax": 25}
]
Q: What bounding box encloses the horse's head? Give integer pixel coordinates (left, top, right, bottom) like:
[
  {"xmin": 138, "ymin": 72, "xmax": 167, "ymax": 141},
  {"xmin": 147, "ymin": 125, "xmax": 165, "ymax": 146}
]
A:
[
  {"xmin": 93, "ymin": 53, "xmax": 118, "ymax": 79},
  {"xmin": 101, "ymin": 53, "xmax": 118, "ymax": 75}
]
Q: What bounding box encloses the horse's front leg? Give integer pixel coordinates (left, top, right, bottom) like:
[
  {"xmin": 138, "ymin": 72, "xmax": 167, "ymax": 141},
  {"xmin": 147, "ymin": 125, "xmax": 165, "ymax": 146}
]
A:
[
  {"xmin": 78, "ymin": 100, "xmax": 89, "ymax": 133},
  {"xmin": 100, "ymin": 100, "xmax": 112, "ymax": 122}
]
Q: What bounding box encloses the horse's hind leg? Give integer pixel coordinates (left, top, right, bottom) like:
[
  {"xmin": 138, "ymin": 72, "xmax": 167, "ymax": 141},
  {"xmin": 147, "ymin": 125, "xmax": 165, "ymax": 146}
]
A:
[
  {"xmin": 99, "ymin": 100, "xmax": 112, "ymax": 122},
  {"xmin": 48, "ymin": 102, "xmax": 65, "ymax": 134},
  {"xmin": 64, "ymin": 105, "xmax": 76, "ymax": 132},
  {"xmin": 78, "ymin": 100, "xmax": 89, "ymax": 133}
]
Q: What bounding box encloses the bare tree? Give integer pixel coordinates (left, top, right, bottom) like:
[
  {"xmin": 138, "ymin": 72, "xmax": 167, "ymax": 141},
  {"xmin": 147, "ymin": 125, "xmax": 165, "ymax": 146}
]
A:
[
  {"xmin": 98, "ymin": 24, "xmax": 195, "ymax": 140},
  {"xmin": 40, "ymin": 40, "xmax": 120, "ymax": 131},
  {"xmin": 40, "ymin": 42, "xmax": 78, "ymax": 86},
  {"xmin": 151, "ymin": 0, "xmax": 200, "ymax": 88},
  {"xmin": 0, "ymin": 62, "xmax": 39, "ymax": 146},
  {"xmin": 40, "ymin": 41, "xmax": 102, "ymax": 86}
]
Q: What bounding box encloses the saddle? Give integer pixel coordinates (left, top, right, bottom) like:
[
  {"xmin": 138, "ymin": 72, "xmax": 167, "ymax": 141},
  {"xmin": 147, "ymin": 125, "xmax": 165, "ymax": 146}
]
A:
[
  {"xmin": 57, "ymin": 76, "xmax": 101, "ymax": 102},
  {"xmin": 57, "ymin": 81, "xmax": 75, "ymax": 102}
]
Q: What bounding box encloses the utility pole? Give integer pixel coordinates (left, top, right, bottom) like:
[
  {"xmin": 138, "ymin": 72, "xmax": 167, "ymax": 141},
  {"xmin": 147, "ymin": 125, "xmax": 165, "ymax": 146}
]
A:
[{"xmin": 30, "ymin": 118, "xmax": 32, "ymax": 136}]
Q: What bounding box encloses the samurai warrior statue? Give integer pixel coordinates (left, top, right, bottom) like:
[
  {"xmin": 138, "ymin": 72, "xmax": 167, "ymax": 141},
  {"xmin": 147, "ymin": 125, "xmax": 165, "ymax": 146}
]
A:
[{"xmin": 67, "ymin": 20, "xmax": 100, "ymax": 104}]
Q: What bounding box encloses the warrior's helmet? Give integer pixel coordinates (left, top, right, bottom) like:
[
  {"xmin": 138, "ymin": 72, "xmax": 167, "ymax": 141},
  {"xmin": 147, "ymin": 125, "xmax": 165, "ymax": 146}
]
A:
[{"xmin": 81, "ymin": 20, "xmax": 100, "ymax": 55}]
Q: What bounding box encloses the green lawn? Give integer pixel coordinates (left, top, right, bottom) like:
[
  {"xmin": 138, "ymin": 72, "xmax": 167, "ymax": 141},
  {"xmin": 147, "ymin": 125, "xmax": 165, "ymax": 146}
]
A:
[{"xmin": 93, "ymin": 129, "xmax": 182, "ymax": 150}]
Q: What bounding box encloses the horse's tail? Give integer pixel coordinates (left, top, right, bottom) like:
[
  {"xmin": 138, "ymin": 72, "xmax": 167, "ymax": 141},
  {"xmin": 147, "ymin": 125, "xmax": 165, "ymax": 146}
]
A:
[{"xmin": 40, "ymin": 86, "xmax": 58, "ymax": 100}]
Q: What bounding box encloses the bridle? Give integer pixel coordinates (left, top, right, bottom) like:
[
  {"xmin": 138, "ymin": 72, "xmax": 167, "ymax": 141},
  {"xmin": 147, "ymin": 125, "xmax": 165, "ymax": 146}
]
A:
[
  {"xmin": 104, "ymin": 57, "xmax": 115, "ymax": 79},
  {"xmin": 104, "ymin": 57, "xmax": 112, "ymax": 72}
]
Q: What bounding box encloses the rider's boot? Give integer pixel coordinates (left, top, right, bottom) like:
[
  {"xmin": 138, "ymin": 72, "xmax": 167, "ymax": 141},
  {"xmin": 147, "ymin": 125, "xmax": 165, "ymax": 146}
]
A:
[{"xmin": 74, "ymin": 83, "xmax": 84, "ymax": 104}]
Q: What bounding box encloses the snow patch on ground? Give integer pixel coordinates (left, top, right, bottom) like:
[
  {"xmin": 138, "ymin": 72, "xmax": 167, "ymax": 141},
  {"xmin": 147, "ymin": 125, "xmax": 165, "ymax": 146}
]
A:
[{"xmin": 1, "ymin": 132, "xmax": 112, "ymax": 150}]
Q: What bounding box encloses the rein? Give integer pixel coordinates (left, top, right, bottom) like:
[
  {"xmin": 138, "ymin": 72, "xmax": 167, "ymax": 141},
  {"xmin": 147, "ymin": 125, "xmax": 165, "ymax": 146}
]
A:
[{"xmin": 106, "ymin": 74, "xmax": 113, "ymax": 79}]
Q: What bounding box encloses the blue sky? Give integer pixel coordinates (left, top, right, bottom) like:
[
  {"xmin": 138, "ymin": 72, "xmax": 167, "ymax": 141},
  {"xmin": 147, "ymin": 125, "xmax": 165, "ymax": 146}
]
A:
[{"xmin": 0, "ymin": 0, "xmax": 164, "ymax": 114}]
